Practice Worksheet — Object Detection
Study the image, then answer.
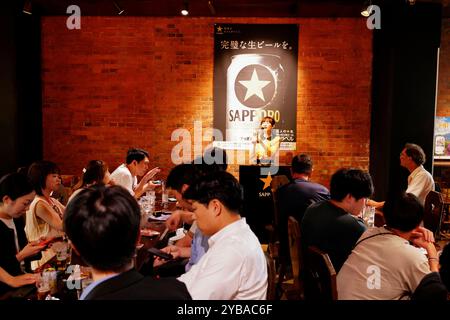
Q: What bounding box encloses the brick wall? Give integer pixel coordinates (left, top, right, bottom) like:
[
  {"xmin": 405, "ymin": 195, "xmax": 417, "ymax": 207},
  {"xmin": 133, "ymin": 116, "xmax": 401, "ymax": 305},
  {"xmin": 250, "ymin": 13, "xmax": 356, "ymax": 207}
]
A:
[
  {"xmin": 41, "ymin": 17, "xmax": 372, "ymax": 187},
  {"xmin": 437, "ymin": 19, "xmax": 450, "ymax": 117}
]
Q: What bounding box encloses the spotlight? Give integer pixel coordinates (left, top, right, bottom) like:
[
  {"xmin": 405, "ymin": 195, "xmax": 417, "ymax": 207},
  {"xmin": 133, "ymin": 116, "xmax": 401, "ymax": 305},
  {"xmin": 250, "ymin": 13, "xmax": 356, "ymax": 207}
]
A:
[
  {"xmin": 113, "ymin": 1, "xmax": 124, "ymax": 15},
  {"xmin": 208, "ymin": 1, "xmax": 216, "ymax": 15},
  {"xmin": 23, "ymin": 0, "xmax": 32, "ymax": 15},
  {"xmin": 181, "ymin": 0, "xmax": 189, "ymax": 16}
]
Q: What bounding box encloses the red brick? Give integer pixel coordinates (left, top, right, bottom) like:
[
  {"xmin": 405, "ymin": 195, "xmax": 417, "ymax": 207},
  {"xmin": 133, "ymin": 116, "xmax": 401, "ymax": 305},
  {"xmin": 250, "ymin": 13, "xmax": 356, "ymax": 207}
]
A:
[{"xmin": 42, "ymin": 17, "xmax": 372, "ymax": 188}]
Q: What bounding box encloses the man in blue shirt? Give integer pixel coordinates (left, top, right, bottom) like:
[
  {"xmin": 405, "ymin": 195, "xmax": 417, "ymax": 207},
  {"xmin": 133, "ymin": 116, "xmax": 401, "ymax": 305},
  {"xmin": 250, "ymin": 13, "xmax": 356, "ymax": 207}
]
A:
[{"xmin": 277, "ymin": 154, "xmax": 330, "ymax": 259}]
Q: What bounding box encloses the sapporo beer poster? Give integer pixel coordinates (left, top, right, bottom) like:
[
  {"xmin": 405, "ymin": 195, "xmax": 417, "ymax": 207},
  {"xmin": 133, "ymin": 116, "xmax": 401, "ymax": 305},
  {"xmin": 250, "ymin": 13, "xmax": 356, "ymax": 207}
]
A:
[{"xmin": 213, "ymin": 24, "xmax": 299, "ymax": 151}]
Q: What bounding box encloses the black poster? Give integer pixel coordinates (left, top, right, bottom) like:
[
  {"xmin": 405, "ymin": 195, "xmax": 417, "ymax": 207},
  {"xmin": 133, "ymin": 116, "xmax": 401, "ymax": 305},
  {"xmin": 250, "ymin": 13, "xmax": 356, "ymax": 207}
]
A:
[{"xmin": 213, "ymin": 24, "xmax": 299, "ymax": 152}]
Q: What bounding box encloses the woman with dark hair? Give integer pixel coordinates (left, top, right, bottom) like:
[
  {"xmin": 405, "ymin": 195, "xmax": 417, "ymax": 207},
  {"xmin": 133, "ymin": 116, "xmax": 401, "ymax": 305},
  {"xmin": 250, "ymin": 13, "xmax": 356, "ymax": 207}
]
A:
[
  {"xmin": 253, "ymin": 116, "xmax": 280, "ymax": 164},
  {"xmin": 25, "ymin": 161, "xmax": 65, "ymax": 270},
  {"xmin": 0, "ymin": 173, "xmax": 43, "ymax": 294},
  {"xmin": 67, "ymin": 160, "xmax": 111, "ymax": 205}
]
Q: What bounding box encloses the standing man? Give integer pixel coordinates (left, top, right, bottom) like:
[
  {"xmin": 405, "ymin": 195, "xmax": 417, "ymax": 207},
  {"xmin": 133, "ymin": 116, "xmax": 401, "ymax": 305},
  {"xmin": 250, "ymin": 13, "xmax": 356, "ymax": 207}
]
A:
[
  {"xmin": 400, "ymin": 143, "xmax": 435, "ymax": 204},
  {"xmin": 110, "ymin": 148, "xmax": 160, "ymax": 199}
]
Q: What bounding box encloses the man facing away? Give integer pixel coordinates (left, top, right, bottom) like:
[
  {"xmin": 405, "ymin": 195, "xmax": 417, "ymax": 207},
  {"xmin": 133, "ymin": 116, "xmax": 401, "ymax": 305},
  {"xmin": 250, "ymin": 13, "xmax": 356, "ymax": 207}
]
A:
[
  {"xmin": 338, "ymin": 192, "xmax": 439, "ymax": 300},
  {"xmin": 177, "ymin": 171, "xmax": 267, "ymax": 300},
  {"xmin": 64, "ymin": 185, "xmax": 191, "ymax": 300},
  {"xmin": 277, "ymin": 154, "xmax": 330, "ymax": 258},
  {"xmin": 110, "ymin": 148, "xmax": 160, "ymax": 199},
  {"xmin": 301, "ymin": 168, "xmax": 374, "ymax": 273}
]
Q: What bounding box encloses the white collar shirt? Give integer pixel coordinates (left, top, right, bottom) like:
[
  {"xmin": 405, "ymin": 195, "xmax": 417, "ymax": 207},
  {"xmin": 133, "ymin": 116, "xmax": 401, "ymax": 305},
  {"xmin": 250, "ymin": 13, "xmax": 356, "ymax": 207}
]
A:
[
  {"xmin": 110, "ymin": 164, "xmax": 137, "ymax": 196},
  {"xmin": 178, "ymin": 218, "xmax": 267, "ymax": 300},
  {"xmin": 406, "ymin": 165, "xmax": 435, "ymax": 204}
]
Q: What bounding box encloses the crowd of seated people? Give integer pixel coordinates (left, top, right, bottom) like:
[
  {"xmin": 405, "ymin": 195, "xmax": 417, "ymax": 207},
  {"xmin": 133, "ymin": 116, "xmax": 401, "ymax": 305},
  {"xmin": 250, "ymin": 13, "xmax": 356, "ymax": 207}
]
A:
[{"xmin": 1, "ymin": 142, "xmax": 449, "ymax": 300}]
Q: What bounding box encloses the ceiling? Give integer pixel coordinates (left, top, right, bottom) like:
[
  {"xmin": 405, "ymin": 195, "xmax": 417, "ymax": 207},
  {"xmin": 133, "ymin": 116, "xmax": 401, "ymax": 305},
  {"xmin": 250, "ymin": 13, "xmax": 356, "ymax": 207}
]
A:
[{"xmin": 22, "ymin": 0, "xmax": 450, "ymax": 17}]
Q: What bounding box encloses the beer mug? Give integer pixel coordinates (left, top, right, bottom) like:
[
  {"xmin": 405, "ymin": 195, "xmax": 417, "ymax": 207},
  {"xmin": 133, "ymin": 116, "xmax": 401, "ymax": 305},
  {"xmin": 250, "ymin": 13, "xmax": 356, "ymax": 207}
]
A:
[
  {"xmin": 226, "ymin": 54, "xmax": 284, "ymax": 144},
  {"xmin": 53, "ymin": 241, "xmax": 70, "ymax": 271},
  {"xmin": 36, "ymin": 272, "xmax": 51, "ymax": 300}
]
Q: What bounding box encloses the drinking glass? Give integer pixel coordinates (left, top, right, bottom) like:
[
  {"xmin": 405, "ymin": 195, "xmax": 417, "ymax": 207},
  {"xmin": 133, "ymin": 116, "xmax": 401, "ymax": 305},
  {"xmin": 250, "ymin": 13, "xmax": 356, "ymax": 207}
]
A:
[{"xmin": 36, "ymin": 272, "xmax": 51, "ymax": 300}]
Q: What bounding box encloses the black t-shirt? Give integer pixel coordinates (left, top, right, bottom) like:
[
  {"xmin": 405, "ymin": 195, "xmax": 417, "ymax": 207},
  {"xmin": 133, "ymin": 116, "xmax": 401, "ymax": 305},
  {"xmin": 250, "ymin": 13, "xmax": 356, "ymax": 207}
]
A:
[
  {"xmin": 0, "ymin": 218, "xmax": 28, "ymax": 295},
  {"xmin": 301, "ymin": 200, "xmax": 366, "ymax": 272},
  {"xmin": 411, "ymin": 272, "xmax": 448, "ymax": 301}
]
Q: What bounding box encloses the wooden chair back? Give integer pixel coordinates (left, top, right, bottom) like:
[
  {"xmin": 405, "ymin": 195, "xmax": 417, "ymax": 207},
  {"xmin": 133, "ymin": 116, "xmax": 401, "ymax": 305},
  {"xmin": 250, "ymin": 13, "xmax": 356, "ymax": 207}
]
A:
[{"xmin": 304, "ymin": 246, "xmax": 337, "ymax": 300}]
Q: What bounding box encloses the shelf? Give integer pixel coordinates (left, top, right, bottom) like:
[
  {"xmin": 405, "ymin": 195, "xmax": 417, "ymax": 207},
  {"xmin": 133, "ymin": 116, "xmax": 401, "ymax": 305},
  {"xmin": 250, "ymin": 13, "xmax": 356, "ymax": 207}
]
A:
[{"xmin": 434, "ymin": 161, "xmax": 450, "ymax": 167}]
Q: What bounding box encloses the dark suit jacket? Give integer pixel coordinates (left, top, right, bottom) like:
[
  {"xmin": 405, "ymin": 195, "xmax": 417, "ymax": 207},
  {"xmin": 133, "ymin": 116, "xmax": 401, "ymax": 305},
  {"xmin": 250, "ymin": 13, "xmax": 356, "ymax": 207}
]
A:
[{"xmin": 84, "ymin": 269, "xmax": 192, "ymax": 300}]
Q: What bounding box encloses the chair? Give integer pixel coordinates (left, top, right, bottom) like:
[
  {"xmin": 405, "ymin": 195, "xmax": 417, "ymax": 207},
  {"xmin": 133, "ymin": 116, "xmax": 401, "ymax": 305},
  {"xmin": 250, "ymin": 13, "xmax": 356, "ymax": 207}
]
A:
[
  {"xmin": 265, "ymin": 252, "xmax": 277, "ymax": 300},
  {"xmin": 266, "ymin": 175, "xmax": 290, "ymax": 298},
  {"xmin": 303, "ymin": 246, "xmax": 338, "ymax": 301},
  {"xmin": 423, "ymin": 191, "xmax": 445, "ymax": 239},
  {"xmin": 283, "ymin": 216, "xmax": 303, "ymax": 300},
  {"xmin": 266, "ymin": 175, "xmax": 290, "ymax": 248}
]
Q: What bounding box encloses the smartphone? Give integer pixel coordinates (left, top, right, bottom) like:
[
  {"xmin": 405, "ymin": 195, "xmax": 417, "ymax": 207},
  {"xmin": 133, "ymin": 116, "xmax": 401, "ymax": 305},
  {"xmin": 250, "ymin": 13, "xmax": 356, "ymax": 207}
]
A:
[
  {"xmin": 39, "ymin": 236, "xmax": 63, "ymax": 247},
  {"xmin": 152, "ymin": 180, "xmax": 162, "ymax": 185},
  {"xmin": 147, "ymin": 247, "xmax": 173, "ymax": 260}
]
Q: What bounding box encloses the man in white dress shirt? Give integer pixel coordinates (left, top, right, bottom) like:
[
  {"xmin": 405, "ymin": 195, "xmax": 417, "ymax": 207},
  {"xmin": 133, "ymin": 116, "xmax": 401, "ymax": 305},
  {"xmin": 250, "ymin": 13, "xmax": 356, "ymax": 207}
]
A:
[
  {"xmin": 400, "ymin": 143, "xmax": 435, "ymax": 204},
  {"xmin": 177, "ymin": 171, "xmax": 267, "ymax": 300},
  {"xmin": 368, "ymin": 143, "xmax": 435, "ymax": 209},
  {"xmin": 110, "ymin": 148, "xmax": 160, "ymax": 199}
]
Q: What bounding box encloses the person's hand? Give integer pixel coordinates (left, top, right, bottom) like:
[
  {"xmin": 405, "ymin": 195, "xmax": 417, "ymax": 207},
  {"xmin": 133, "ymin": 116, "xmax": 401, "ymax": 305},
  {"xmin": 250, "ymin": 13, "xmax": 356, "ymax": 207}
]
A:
[
  {"xmin": 23, "ymin": 241, "xmax": 46, "ymax": 256},
  {"xmin": 161, "ymin": 245, "xmax": 181, "ymax": 259},
  {"xmin": 366, "ymin": 199, "xmax": 385, "ymax": 209},
  {"xmin": 153, "ymin": 246, "xmax": 181, "ymax": 267},
  {"xmin": 166, "ymin": 210, "xmax": 182, "ymax": 231},
  {"xmin": 16, "ymin": 241, "xmax": 45, "ymax": 262},
  {"xmin": 7, "ymin": 273, "xmax": 38, "ymax": 288},
  {"xmin": 142, "ymin": 181, "xmax": 161, "ymax": 192},
  {"xmin": 411, "ymin": 226, "xmax": 435, "ymax": 244},
  {"xmin": 142, "ymin": 167, "xmax": 161, "ymax": 184}
]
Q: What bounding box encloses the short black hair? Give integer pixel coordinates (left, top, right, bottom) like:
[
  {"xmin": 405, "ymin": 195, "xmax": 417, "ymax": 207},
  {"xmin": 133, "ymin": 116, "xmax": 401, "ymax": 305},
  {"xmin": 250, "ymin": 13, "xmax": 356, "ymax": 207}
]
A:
[
  {"xmin": 291, "ymin": 154, "xmax": 313, "ymax": 175},
  {"xmin": 440, "ymin": 243, "xmax": 450, "ymax": 292},
  {"xmin": 64, "ymin": 185, "xmax": 140, "ymax": 272},
  {"xmin": 166, "ymin": 164, "xmax": 199, "ymax": 192},
  {"xmin": 183, "ymin": 171, "xmax": 243, "ymax": 214},
  {"xmin": 330, "ymin": 168, "xmax": 374, "ymax": 201},
  {"xmin": 202, "ymin": 147, "xmax": 228, "ymax": 171},
  {"xmin": 166, "ymin": 162, "xmax": 224, "ymax": 193},
  {"xmin": 0, "ymin": 173, "xmax": 34, "ymax": 202},
  {"xmin": 126, "ymin": 148, "xmax": 149, "ymax": 165},
  {"xmin": 27, "ymin": 161, "xmax": 60, "ymax": 196},
  {"xmin": 383, "ymin": 192, "xmax": 424, "ymax": 232},
  {"xmin": 404, "ymin": 143, "xmax": 426, "ymax": 166}
]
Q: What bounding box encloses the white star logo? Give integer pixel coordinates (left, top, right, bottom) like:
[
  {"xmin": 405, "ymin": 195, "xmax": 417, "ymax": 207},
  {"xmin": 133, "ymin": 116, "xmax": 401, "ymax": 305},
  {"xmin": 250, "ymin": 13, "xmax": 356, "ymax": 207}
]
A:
[{"xmin": 238, "ymin": 69, "xmax": 271, "ymax": 102}]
